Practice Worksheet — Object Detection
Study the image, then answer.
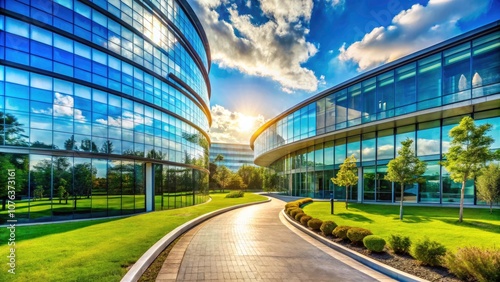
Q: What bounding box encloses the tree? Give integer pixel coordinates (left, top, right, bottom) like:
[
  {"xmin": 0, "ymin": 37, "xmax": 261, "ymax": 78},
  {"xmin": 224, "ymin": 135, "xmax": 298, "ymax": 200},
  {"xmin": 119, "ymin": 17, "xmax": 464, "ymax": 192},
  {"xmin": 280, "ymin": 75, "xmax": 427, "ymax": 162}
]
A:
[
  {"xmin": 214, "ymin": 154, "xmax": 224, "ymax": 165},
  {"xmin": 331, "ymin": 154, "xmax": 358, "ymax": 209},
  {"xmin": 441, "ymin": 116, "xmax": 498, "ymax": 222},
  {"xmin": 58, "ymin": 179, "xmax": 68, "ymax": 204},
  {"xmin": 214, "ymin": 165, "xmax": 231, "ymax": 193},
  {"xmin": 476, "ymin": 163, "xmax": 500, "ymax": 214},
  {"xmin": 263, "ymin": 169, "xmax": 280, "ymax": 192},
  {"xmin": 385, "ymin": 139, "xmax": 427, "ymax": 220},
  {"xmin": 227, "ymin": 174, "xmax": 246, "ymax": 190}
]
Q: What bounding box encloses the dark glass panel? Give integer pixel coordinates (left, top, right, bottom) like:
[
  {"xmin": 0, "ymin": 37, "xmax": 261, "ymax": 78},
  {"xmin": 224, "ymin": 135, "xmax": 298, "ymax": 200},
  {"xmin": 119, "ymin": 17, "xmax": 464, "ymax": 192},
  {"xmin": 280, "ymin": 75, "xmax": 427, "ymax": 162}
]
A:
[
  {"xmin": 29, "ymin": 154, "xmax": 53, "ymax": 222},
  {"xmin": 417, "ymin": 54, "xmax": 442, "ymax": 110},
  {"xmin": 419, "ymin": 161, "xmax": 440, "ymax": 203},
  {"xmin": 363, "ymin": 166, "xmax": 375, "ymax": 201},
  {"xmin": 52, "ymin": 156, "xmax": 73, "ymax": 220},
  {"xmin": 91, "ymin": 159, "xmax": 107, "ymax": 217},
  {"xmin": 72, "ymin": 157, "xmax": 93, "ymax": 219}
]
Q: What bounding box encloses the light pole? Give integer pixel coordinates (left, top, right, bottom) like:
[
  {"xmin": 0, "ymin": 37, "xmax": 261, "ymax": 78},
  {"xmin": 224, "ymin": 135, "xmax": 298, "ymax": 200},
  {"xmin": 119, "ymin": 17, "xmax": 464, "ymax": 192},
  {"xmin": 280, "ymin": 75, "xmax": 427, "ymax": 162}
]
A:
[{"xmin": 330, "ymin": 192, "xmax": 334, "ymax": 215}]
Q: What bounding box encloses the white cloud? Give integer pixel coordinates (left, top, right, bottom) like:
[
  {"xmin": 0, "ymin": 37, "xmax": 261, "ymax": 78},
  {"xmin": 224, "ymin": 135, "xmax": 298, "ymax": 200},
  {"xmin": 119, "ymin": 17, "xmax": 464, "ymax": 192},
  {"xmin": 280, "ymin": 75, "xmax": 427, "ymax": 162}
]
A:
[
  {"xmin": 326, "ymin": 0, "xmax": 346, "ymax": 11},
  {"xmin": 209, "ymin": 104, "xmax": 266, "ymax": 144},
  {"xmin": 190, "ymin": 0, "xmax": 320, "ymax": 92},
  {"xmin": 33, "ymin": 93, "xmax": 85, "ymax": 120},
  {"xmin": 338, "ymin": 0, "xmax": 491, "ymax": 71}
]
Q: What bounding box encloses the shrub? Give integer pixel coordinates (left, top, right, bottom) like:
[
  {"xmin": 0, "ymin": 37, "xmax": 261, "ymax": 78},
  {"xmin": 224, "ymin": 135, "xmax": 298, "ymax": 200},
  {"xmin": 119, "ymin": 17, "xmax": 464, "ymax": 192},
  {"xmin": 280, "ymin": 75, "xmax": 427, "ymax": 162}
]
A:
[
  {"xmin": 298, "ymin": 198, "xmax": 313, "ymax": 205},
  {"xmin": 445, "ymin": 246, "xmax": 500, "ymax": 282},
  {"xmin": 387, "ymin": 234, "xmax": 412, "ymax": 255},
  {"xmin": 320, "ymin": 220, "xmax": 337, "ymax": 236},
  {"xmin": 332, "ymin": 226, "xmax": 352, "ymax": 240},
  {"xmin": 290, "ymin": 208, "xmax": 303, "ymax": 217},
  {"xmin": 285, "ymin": 202, "xmax": 299, "ymax": 209},
  {"xmin": 225, "ymin": 190, "xmax": 244, "ymax": 198},
  {"xmin": 347, "ymin": 227, "xmax": 373, "ymax": 243},
  {"xmin": 294, "ymin": 212, "xmax": 306, "ymax": 221},
  {"xmin": 307, "ymin": 218, "xmax": 323, "ymax": 231},
  {"xmin": 363, "ymin": 235, "xmax": 386, "ymax": 253},
  {"xmin": 300, "ymin": 215, "xmax": 312, "ymax": 226},
  {"xmin": 411, "ymin": 237, "xmax": 447, "ymax": 266}
]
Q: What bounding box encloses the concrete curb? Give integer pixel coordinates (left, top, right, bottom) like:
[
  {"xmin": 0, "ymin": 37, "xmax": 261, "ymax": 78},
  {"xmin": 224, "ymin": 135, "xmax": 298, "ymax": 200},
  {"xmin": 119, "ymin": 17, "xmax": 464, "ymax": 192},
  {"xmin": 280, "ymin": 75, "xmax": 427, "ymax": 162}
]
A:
[
  {"xmin": 121, "ymin": 197, "xmax": 271, "ymax": 282},
  {"xmin": 282, "ymin": 210, "xmax": 428, "ymax": 282}
]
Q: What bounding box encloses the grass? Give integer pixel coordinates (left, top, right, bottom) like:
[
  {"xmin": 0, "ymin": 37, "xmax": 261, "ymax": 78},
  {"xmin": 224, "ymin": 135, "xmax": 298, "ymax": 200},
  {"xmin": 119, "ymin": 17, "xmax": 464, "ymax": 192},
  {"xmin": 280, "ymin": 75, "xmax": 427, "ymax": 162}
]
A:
[
  {"xmin": 1, "ymin": 193, "xmax": 207, "ymax": 221},
  {"xmin": 0, "ymin": 193, "xmax": 267, "ymax": 282},
  {"xmin": 303, "ymin": 202, "xmax": 500, "ymax": 251}
]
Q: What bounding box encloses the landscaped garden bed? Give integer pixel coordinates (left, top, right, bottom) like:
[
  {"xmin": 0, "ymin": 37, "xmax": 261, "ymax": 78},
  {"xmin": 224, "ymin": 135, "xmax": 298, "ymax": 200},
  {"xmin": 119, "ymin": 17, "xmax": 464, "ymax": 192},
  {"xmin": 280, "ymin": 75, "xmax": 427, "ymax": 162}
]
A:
[{"xmin": 284, "ymin": 198, "xmax": 500, "ymax": 282}]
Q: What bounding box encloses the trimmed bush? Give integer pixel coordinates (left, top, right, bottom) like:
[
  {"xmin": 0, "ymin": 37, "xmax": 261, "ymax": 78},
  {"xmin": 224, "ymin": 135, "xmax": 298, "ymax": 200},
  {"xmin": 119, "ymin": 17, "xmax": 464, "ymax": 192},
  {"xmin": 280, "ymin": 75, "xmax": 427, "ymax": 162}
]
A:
[
  {"xmin": 320, "ymin": 220, "xmax": 337, "ymax": 236},
  {"xmin": 347, "ymin": 227, "xmax": 373, "ymax": 243},
  {"xmin": 332, "ymin": 226, "xmax": 352, "ymax": 240},
  {"xmin": 225, "ymin": 190, "xmax": 244, "ymax": 198},
  {"xmin": 285, "ymin": 202, "xmax": 299, "ymax": 209},
  {"xmin": 300, "ymin": 215, "xmax": 312, "ymax": 226},
  {"xmin": 387, "ymin": 234, "xmax": 411, "ymax": 255},
  {"xmin": 294, "ymin": 212, "xmax": 306, "ymax": 221},
  {"xmin": 445, "ymin": 246, "xmax": 500, "ymax": 282},
  {"xmin": 363, "ymin": 235, "xmax": 386, "ymax": 253},
  {"xmin": 411, "ymin": 237, "xmax": 446, "ymax": 266},
  {"xmin": 307, "ymin": 218, "xmax": 323, "ymax": 231},
  {"xmin": 290, "ymin": 208, "xmax": 303, "ymax": 217}
]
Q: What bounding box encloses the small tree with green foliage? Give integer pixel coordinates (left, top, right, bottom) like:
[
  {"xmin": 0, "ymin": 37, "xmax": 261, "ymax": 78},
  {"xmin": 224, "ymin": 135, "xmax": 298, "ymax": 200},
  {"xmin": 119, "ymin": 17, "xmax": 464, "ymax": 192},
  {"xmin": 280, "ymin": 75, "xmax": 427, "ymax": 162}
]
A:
[
  {"xmin": 385, "ymin": 138, "xmax": 427, "ymax": 220},
  {"xmin": 214, "ymin": 165, "xmax": 231, "ymax": 193},
  {"xmin": 441, "ymin": 116, "xmax": 498, "ymax": 222},
  {"xmin": 476, "ymin": 163, "xmax": 500, "ymax": 214},
  {"xmin": 331, "ymin": 155, "xmax": 358, "ymax": 209}
]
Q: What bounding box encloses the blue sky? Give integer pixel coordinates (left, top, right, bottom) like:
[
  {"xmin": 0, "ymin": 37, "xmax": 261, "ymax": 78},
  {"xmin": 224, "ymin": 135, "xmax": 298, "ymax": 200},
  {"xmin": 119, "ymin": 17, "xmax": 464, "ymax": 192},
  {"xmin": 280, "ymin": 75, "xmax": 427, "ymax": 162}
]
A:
[{"xmin": 187, "ymin": 0, "xmax": 500, "ymax": 144}]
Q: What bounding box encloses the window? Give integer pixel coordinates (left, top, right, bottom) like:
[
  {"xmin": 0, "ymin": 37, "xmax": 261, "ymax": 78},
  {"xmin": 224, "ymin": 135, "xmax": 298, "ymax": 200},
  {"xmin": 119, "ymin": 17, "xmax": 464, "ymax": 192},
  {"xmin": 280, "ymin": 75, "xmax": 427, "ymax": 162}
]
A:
[
  {"xmin": 417, "ymin": 53, "xmax": 442, "ymax": 109},
  {"xmin": 443, "ymin": 43, "xmax": 471, "ymax": 103},
  {"xmin": 395, "ymin": 63, "xmax": 416, "ymax": 114}
]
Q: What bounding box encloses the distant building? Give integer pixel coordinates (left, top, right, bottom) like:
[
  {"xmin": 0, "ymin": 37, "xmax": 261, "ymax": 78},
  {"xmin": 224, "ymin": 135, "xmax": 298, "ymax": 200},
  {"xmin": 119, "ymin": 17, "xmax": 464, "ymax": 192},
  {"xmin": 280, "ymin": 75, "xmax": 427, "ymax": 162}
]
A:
[{"xmin": 210, "ymin": 142, "xmax": 256, "ymax": 172}]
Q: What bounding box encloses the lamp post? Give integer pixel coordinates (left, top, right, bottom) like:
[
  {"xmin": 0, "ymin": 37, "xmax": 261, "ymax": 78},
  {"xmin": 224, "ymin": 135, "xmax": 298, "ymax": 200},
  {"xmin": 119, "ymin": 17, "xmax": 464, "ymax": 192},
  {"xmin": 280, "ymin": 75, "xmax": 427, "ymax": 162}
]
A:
[{"xmin": 330, "ymin": 192, "xmax": 334, "ymax": 215}]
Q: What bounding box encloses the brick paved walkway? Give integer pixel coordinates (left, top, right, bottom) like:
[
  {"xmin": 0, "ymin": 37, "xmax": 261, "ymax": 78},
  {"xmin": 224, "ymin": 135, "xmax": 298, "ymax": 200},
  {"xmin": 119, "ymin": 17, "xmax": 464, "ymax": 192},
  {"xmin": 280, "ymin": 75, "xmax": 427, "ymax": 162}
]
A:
[{"xmin": 156, "ymin": 198, "xmax": 394, "ymax": 281}]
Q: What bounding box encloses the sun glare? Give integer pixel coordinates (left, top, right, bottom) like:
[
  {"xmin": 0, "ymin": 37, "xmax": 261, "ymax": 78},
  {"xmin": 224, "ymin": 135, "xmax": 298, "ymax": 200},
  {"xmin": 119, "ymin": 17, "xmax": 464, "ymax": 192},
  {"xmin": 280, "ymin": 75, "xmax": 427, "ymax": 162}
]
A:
[{"xmin": 238, "ymin": 115, "xmax": 255, "ymax": 132}]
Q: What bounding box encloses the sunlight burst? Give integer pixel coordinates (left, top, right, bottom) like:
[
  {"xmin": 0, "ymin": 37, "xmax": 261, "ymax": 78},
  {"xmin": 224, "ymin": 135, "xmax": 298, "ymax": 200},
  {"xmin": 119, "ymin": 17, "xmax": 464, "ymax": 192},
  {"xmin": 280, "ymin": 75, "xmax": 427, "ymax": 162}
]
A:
[{"xmin": 238, "ymin": 115, "xmax": 255, "ymax": 132}]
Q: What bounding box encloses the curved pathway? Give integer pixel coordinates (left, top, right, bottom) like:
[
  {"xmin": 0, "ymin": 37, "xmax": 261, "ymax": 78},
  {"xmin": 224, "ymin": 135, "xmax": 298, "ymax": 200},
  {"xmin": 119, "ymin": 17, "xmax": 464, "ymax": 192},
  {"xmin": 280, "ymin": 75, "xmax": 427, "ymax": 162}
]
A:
[{"xmin": 156, "ymin": 198, "xmax": 394, "ymax": 281}]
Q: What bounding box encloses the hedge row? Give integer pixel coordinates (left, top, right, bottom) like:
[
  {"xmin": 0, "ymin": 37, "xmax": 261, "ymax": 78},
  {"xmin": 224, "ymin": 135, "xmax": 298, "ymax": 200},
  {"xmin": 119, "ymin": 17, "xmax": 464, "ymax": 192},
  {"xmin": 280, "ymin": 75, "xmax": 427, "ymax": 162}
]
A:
[{"xmin": 283, "ymin": 200, "xmax": 450, "ymax": 265}]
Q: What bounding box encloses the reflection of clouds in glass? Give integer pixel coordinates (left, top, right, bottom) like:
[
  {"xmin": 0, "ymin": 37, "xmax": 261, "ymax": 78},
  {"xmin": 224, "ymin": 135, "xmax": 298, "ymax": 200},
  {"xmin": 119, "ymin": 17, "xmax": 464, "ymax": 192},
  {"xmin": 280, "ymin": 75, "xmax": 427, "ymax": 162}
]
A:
[
  {"xmin": 377, "ymin": 144, "xmax": 394, "ymax": 159},
  {"xmin": 31, "ymin": 93, "xmax": 85, "ymax": 120},
  {"xmin": 96, "ymin": 111, "xmax": 153, "ymax": 129},
  {"xmin": 441, "ymin": 140, "xmax": 451, "ymax": 154},
  {"xmin": 417, "ymin": 138, "xmax": 440, "ymax": 155},
  {"xmin": 362, "ymin": 147, "xmax": 375, "ymax": 159}
]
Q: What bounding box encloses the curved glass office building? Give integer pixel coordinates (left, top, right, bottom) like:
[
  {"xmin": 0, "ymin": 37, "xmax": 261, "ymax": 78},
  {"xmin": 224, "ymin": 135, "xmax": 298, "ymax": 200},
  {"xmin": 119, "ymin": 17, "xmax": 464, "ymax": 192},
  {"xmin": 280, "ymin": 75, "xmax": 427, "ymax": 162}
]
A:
[
  {"xmin": 251, "ymin": 22, "xmax": 500, "ymax": 206},
  {"xmin": 0, "ymin": 0, "xmax": 211, "ymax": 222}
]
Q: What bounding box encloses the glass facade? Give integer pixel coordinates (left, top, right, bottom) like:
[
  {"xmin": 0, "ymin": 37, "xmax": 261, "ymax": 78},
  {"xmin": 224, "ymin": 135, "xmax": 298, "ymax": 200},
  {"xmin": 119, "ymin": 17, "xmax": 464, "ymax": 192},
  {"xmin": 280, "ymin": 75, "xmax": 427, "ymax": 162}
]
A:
[
  {"xmin": 251, "ymin": 23, "xmax": 500, "ymax": 206},
  {"xmin": 210, "ymin": 142, "xmax": 255, "ymax": 172},
  {"xmin": 0, "ymin": 0, "xmax": 211, "ymax": 222}
]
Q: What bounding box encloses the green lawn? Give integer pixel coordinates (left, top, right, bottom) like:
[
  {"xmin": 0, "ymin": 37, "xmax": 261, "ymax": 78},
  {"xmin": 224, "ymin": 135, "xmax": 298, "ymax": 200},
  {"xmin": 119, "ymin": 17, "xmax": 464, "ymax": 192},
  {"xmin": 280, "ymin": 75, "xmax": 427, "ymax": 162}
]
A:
[
  {"xmin": 0, "ymin": 193, "xmax": 267, "ymax": 282},
  {"xmin": 303, "ymin": 202, "xmax": 500, "ymax": 251}
]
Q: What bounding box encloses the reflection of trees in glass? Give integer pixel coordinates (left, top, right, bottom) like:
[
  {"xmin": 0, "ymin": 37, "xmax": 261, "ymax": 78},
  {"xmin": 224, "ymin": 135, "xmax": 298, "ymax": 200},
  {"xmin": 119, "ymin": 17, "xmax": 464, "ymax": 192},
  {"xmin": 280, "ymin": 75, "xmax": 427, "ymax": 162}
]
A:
[
  {"xmin": 100, "ymin": 140, "xmax": 114, "ymax": 154},
  {"xmin": 0, "ymin": 113, "xmax": 29, "ymax": 146},
  {"xmin": 72, "ymin": 163, "xmax": 96, "ymax": 199},
  {"xmin": 0, "ymin": 153, "xmax": 29, "ymax": 210},
  {"xmin": 64, "ymin": 135, "xmax": 77, "ymax": 150},
  {"xmin": 147, "ymin": 149, "xmax": 165, "ymax": 160},
  {"xmin": 30, "ymin": 156, "xmax": 71, "ymax": 203},
  {"xmin": 80, "ymin": 139, "xmax": 98, "ymax": 152},
  {"xmin": 31, "ymin": 141, "xmax": 56, "ymax": 149}
]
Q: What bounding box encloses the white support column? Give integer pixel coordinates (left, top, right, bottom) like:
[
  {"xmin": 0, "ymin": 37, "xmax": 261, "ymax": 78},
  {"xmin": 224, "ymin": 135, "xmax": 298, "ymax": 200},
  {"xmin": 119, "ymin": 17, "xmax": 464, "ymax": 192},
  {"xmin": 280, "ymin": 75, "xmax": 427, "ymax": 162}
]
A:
[
  {"xmin": 357, "ymin": 167, "xmax": 363, "ymax": 203},
  {"xmin": 145, "ymin": 163, "xmax": 153, "ymax": 212}
]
